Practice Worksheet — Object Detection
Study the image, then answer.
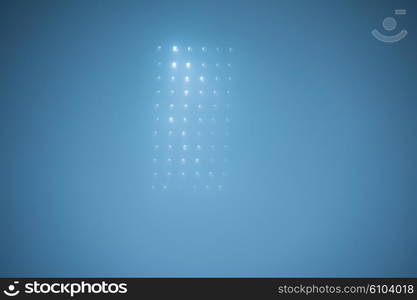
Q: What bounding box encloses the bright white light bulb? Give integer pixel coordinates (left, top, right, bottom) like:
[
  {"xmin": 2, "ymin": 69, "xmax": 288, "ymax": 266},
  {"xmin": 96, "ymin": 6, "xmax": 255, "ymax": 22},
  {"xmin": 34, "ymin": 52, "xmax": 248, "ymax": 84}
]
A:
[
  {"xmin": 172, "ymin": 45, "xmax": 178, "ymax": 52},
  {"xmin": 187, "ymin": 46, "xmax": 192, "ymax": 52},
  {"xmin": 199, "ymin": 76, "xmax": 204, "ymax": 82},
  {"xmin": 199, "ymin": 90, "xmax": 203, "ymax": 95},
  {"xmin": 184, "ymin": 76, "xmax": 190, "ymax": 83},
  {"xmin": 168, "ymin": 117, "xmax": 174, "ymax": 123},
  {"xmin": 170, "ymin": 76, "xmax": 175, "ymax": 82},
  {"xmin": 184, "ymin": 90, "xmax": 189, "ymax": 96},
  {"xmin": 171, "ymin": 61, "xmax": 177, "ymax": 68},
  {"xmin": 185, "ymin": 62, "xmax": 191, "ymax": 68},
  {"xmin": 181, "ymin": 130, "xmax": 186, "ymax": 136},
  {"xmin": 169, "ymin": 104, "xmax": 174, "ymax": 109}
]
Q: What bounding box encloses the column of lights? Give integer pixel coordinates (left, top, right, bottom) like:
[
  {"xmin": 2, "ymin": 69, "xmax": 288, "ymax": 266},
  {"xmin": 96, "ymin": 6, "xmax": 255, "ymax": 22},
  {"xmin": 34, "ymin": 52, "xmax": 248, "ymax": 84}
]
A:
[{"xmin": 152, "ymin": 45, "xmax": 232, "ymax": 191}]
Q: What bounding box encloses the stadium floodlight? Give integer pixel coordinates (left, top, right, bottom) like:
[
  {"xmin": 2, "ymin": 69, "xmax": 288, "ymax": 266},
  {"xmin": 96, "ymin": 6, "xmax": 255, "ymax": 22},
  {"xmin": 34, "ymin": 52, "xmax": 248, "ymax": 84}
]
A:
[{"xmin": 152, "ymin": 44, "xmax": 233, "ymax": 191}]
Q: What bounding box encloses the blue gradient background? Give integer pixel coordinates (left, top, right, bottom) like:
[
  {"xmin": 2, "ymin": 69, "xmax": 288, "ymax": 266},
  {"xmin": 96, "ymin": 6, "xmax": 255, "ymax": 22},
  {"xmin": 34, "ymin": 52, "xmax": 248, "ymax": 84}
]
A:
[{"xmin": 1, "ymin": 0, "xmax": 417, "ymax": 277}]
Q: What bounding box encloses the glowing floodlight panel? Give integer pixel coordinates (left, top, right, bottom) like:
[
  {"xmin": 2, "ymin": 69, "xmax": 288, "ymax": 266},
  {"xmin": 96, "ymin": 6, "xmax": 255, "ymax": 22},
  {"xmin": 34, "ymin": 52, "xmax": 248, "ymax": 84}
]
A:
[{"xmin": 153, "ymin": 45, "xmax": 233, "ymax": 191}]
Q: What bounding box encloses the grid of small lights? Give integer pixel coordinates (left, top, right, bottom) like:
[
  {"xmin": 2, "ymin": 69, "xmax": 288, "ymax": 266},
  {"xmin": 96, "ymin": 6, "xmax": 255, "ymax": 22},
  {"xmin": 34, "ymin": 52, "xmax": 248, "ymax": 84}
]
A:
[{"xmin": 152, "ymin": 45, "xmax": 233, "ymax": 191}]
